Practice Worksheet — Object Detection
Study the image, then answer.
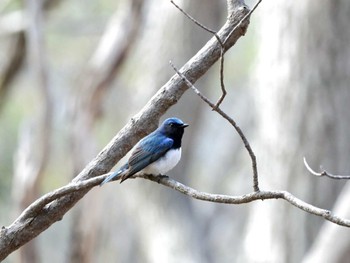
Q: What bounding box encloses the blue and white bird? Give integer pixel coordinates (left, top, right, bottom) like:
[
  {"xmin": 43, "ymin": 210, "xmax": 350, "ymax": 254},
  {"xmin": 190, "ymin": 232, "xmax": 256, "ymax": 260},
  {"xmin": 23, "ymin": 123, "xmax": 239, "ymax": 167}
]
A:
[{"xmin": 100, "ymin": 117, "xmax": 188, "ymax": 185}]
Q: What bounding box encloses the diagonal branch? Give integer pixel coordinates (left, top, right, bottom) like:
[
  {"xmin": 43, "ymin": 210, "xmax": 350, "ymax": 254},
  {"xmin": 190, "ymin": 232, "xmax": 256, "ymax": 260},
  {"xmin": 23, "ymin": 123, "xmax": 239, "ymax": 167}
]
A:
[
  {"xmin": 224, "ymin": 0, "xmax": 263, "ymax": 44},
  {"xmin": 0, "ymin": 2, "xmax": 250, "ymax": 261}
]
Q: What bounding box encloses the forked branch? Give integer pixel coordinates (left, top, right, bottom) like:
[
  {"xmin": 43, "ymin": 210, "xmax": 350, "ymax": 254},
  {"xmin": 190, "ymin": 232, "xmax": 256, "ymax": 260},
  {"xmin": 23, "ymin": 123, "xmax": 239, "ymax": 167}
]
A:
[{"xmin": 171, "ymin": 0, "xmax": 263, "ymax": 108}]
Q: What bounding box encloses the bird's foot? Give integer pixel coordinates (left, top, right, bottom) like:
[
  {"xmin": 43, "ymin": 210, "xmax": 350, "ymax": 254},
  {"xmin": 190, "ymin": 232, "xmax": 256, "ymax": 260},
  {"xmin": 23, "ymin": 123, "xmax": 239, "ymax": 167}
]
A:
[
  {"xmin": 157, "ymin": 174, "xmax": 169, "ymax": 183},
  {"xmin": 142, "ymin": 174, "xmax": 169, "ymax": 183}
]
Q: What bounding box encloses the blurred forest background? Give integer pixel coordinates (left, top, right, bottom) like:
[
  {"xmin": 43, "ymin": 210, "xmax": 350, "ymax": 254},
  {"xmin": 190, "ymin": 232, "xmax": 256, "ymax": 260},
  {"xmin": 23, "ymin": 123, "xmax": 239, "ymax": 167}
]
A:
[{"xmin": 1, "ymin": 0, "xmax": 350, "ymax": 262}]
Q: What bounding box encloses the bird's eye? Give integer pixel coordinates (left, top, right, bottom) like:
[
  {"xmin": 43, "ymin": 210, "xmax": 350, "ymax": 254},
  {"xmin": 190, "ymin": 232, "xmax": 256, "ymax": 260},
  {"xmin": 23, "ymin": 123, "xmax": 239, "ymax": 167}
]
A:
[{"xmin": 169, "ymin": 123, "xmax": 174, "ymax": 127}]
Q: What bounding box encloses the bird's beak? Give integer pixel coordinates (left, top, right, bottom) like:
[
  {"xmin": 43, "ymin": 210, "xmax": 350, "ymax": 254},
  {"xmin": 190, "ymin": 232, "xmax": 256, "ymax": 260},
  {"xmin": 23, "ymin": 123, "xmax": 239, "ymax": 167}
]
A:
[{"xmin": 181, "ymin": 123, "xmax": 189, "ymax": 128}]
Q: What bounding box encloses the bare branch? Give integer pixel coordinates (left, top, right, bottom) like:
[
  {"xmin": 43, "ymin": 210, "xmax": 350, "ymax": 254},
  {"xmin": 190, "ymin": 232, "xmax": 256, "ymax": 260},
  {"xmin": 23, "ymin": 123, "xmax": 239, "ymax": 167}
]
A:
[
  {"xmin": 227, "ymin": 0, "xmax": 245, "ymax": 15},
  {"xmin": 170, "ymin": 0, "xmax": 227, "ymax": 108},
  {"xmin": 9, "ymin": 172, "xmax": 350, "ymax": 235},
  {"xmin": 215, "ymin": 48, "xmax": 227, "ymax": 108},
  {"xmin": 224, "ymin": 0, "xmax": 263, "ymax": 45},
  {"xmin": 168, "ymin": 0, "xmax": 263, "ymax": 189},
  {"xmin": 142, "ymin": 175, "xmax": 350, "ymax": 228},
  {"xmin": 170, "ymin": 0, "xmax": 217, "ymax": 35},
  {"xmin": 169, "ymin": 61, "xmax": 259, "ymax": 192},
  {"xmin": 0, "ymin": 2, "xmax": 250, "ymax": 260},
  {"xmin": 171, "ymin": 0, "xmax": 263, "ymax": 109},
  {"xmin": 304, "ymin": 157, "xmax": 350, "ymax": 180},
  {"xmin": 13, "ymin": 174, "xmax": 111, "ymax": 223}
]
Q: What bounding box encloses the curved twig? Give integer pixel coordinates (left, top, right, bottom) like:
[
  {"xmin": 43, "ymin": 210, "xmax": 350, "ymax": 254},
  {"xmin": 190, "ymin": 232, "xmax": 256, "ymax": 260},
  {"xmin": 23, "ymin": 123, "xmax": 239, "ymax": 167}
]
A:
[
  {"xmin": 304, "ymin": 157, "xmax": 350, "ymax": 180},
  {"xmin": 169, "ymin": 61, "xmax": 259, "ymax": 192},
  {"xmin": 170, "ymin": 0, "xmax": 227, "ymax": 109}
]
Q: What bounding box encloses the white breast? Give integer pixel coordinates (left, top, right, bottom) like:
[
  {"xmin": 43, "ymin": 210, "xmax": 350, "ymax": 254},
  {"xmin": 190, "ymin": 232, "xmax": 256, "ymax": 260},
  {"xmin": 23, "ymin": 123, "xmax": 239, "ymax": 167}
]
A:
[{"xmin": 142, "ymin": 148, "xmax": 182, "ymax": 175}]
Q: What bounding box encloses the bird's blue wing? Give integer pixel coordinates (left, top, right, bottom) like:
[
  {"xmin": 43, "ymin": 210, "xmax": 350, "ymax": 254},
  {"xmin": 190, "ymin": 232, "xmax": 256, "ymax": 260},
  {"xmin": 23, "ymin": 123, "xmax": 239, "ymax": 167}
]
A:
[
  {"xmin": 125, "ymin": 135, "xmax": 173, "ymax": 178},
  {"xmin": 100, "ymin": 133, "xmax": 173, "ymax": 185}
]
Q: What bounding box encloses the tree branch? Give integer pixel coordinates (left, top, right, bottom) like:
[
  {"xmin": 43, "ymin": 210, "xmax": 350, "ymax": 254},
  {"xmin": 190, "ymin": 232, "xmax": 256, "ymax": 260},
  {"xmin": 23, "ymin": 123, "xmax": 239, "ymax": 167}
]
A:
[
  {"xmin": 168, "ymin": 60, "xmax": 350, "ymax": 227},
  {"xmin": 0, "ymin": 2, "xmax": 250, "ymax": 261},
  {"xmin": 225, "ymin": 0, "xmax": 262, "ymax": 44},
  {"xmin": 304, "ymin": 157, "xmax": 350, "ymax": 180},
  {"xmin": 171, "ymin": 0, "xmax": 262, "ymax": 109},
  {"xmin": 170, "ymin": 0, "xmax": 227, "ymax": 108},
  {"xmin": 142, "ymin": 175, "xmax": 350, "ymax": 228},
  {"xmin": 169, "ymin": 61, "xmax": 259, "ymax": 192},
  {"xmin": 6, "ymin": 172, "xmax": 350, "ymax": 236}
]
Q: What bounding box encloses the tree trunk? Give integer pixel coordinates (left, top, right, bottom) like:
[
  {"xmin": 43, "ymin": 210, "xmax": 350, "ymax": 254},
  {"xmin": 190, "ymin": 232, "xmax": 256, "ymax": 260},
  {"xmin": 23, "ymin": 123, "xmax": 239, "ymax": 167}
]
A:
[
  {"xmin": 12, "ymin": 0, "xmax": 52, "ymax": 262},
  {"xmin": 242, "ymin": 0, "xmax": 350, "ymax": 262}
]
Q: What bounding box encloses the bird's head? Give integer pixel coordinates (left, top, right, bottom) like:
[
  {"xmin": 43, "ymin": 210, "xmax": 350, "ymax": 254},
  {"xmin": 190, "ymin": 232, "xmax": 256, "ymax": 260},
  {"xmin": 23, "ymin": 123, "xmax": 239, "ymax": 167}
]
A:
[{"xmin": 159, "ymin": 117, "xmax": 188, "ymax": 138}]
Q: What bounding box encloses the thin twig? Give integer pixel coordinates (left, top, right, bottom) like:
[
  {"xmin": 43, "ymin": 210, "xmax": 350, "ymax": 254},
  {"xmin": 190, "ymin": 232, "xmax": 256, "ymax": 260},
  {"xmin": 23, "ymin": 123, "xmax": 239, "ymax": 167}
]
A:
[
  {"xmin": 170, "ymin": 0, "xmax": 218, "ymax": 35},
  {"xmin": 220, "ymin": 0, "xmax": 263, "ymax": 107},
  {"xmin": 169, "ymin": 61, "xmax": 259, "ymax": 192},
  {"xmin": 215, "ymin": 48, "xmax": 226, "ymax": 108},
  {"xmin": 171, "ymin": 0, "xmax": 263, "ymax": 109},
  {"xmin": 169, "ymin": 0, "xmax": 263, "ymax": 188},
  {"xmin": 304, "ymin": 157, "xmax": 350, "ymax": 180},
  {"xmin": 170, "ymin": 0, "xmax": 227, "ymax": 108}
]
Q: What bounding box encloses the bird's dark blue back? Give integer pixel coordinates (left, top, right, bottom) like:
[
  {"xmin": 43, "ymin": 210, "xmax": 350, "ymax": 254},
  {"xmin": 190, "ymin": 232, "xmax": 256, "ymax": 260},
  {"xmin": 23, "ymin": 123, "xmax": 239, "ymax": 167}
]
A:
[{"xmin": 100, "ymin": 117, "xmax": 188, "ymax": 185}]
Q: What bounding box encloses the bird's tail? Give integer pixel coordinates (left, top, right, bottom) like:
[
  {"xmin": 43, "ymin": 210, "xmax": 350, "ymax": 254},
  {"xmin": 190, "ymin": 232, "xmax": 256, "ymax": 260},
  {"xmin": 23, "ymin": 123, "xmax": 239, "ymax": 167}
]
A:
[{"xmin": 100, "ymin": 165, "xmax": 127, "ymax": 186}]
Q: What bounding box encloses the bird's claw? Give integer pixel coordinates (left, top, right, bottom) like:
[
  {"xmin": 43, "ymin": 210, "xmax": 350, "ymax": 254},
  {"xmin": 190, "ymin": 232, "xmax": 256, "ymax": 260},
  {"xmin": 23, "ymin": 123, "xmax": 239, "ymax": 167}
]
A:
[{"xmin": 157, "ymin": 174, "xmax": 169, "ymax": 183}]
